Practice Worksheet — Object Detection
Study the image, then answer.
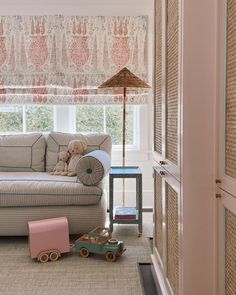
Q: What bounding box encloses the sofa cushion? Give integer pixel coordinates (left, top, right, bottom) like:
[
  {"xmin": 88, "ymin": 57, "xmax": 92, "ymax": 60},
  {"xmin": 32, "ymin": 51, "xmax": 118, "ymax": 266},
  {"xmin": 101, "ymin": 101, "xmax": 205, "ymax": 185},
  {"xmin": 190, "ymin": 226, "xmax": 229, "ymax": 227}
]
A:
[
  {"xmin": 0, "ymin": 133, "xmax": 45, "ymax": 172},
  {"xmin": 46, "ymin": 132, "xmax": 112, "ymax": 172},
  {"xmin": 0, "ymin": 172, "xmax": 103, "ymax": 207}
]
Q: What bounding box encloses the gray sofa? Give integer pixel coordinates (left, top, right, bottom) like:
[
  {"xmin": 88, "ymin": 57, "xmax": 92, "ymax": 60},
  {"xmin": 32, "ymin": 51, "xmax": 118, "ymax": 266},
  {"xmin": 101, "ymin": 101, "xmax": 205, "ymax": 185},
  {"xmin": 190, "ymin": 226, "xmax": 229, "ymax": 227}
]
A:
[{"xmin": 0, "ymin": 132, "xmax": 111, "ymax": 236}]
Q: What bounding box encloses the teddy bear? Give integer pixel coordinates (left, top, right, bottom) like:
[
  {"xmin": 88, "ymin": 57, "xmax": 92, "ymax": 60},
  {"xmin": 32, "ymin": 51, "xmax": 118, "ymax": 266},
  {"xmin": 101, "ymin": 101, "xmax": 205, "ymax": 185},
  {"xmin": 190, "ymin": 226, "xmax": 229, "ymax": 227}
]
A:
[
  {"xmin": 50, "ymin": 150, "xmax": 70, "ymax": 175},
  {"xmin": 61, "ymin": 140, "xmax": 87, "ymax": 177}
]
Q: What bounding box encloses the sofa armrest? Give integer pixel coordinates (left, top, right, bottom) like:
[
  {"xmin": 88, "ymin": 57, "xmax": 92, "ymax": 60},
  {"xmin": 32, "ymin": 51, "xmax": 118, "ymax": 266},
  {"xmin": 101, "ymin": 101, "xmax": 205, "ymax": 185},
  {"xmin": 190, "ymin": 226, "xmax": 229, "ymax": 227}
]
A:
[{"xmin": 76, "ymin": 150, "xmax": 111, "ymax": 186}]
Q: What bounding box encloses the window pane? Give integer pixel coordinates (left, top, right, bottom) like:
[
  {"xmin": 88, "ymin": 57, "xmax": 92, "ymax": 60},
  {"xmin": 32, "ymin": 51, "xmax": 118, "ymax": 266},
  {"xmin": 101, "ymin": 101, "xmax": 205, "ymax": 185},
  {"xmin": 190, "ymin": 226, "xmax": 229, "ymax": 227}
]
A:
[
  {"xmin": 76, "ymin": 106, "xmax": 104, "ymax": 132},
  {"xmin": 106, "ymin": 105, "xmax": 134, "ymax": 145},
  {"xmin": 26, "ymin": 106, "xmax": 54, "ymax": 132},
  {"xmin": 0, "ymin": 105, "xmax": 23, "ymax": 133}
]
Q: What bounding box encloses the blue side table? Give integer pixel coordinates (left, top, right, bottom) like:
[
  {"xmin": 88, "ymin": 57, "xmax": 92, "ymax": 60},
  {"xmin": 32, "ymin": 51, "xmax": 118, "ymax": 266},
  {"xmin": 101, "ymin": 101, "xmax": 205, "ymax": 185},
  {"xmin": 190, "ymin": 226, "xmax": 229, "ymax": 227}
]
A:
[{"xmin": 109, "ymin": 166, "xmax": 142, "ymax": 237}]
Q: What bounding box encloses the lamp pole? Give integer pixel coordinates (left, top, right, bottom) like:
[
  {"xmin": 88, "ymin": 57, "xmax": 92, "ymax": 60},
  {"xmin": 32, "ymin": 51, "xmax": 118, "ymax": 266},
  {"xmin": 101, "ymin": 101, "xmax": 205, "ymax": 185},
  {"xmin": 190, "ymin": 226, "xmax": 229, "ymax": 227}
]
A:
[
  {"xmin": 122, "ymin": 87, "xmax": 126, "ymax": 207},
  {"xmin": 122, "ymin": 87, "xmax": 126, "ymax": 167}
]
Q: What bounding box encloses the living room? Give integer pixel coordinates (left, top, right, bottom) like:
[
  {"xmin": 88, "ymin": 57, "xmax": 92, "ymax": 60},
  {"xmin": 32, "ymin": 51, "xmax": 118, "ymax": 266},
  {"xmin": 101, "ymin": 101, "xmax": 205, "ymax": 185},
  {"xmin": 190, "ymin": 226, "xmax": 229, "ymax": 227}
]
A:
[{"xmin": 0, "ymin": 0, "xmax": 235, "ymax": 295}]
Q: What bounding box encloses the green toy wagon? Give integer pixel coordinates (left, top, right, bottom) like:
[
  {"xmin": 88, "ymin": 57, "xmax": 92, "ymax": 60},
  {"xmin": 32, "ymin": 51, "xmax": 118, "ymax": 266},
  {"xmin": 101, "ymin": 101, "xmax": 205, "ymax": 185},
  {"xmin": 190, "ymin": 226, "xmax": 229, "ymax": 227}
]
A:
[{"xmin": 74, "ymin": 227, "xmax": 126, "ymax": 262}]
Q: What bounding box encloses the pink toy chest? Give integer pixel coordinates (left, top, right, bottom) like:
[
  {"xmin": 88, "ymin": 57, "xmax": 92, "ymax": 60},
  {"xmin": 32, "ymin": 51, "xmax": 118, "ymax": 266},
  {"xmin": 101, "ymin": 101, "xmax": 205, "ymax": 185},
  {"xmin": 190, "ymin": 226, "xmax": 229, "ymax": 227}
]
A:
[{"xmin": 28, "ymin": 217, "xmax": 70, "ymax": 259}]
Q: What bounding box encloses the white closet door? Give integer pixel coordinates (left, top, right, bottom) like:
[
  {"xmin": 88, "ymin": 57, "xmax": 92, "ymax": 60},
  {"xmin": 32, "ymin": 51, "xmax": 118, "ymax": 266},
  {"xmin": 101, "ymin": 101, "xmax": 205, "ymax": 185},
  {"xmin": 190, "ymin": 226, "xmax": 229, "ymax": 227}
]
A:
[
  {"xmin": 217, "ymin": 189, "xmax": 236, "ymax": 295},
  {"xmin": 154, "ymin": 0, "xmax": 163, "ymax": 157},
  {"xmin": 163, "ymin": 0, "xmax": 181, "ymax": 180},
  {"xmin": 218, "ymin": 0, "xmax": 236, "ymax": 195},
  {"xmin": 153, "ymin": 165, "xmax": 182, "ymax": 295},
  {"xmin": 217, "ymin": 1, "xmax": 236, "ymax": 294},
  {"xmin": 153, "ymin": 0, "xmax": 181, "ymax": 181}
]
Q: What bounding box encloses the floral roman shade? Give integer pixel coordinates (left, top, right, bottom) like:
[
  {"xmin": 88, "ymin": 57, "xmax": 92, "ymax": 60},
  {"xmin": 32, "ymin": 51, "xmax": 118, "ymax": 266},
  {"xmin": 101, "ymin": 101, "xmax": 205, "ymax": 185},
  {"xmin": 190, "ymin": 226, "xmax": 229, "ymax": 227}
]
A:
[{"xmin": 0, "ymin": 15, "xmax": 148, "ymax": 105}]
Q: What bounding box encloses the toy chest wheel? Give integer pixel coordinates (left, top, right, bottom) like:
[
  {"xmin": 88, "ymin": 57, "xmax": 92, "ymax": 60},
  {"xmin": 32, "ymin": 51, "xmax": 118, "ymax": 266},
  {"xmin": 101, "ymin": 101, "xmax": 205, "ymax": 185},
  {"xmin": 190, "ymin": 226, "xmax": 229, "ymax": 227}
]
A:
[{"xmin": 28, "ymin": 217, "xmax": 70, "ymax": 261}]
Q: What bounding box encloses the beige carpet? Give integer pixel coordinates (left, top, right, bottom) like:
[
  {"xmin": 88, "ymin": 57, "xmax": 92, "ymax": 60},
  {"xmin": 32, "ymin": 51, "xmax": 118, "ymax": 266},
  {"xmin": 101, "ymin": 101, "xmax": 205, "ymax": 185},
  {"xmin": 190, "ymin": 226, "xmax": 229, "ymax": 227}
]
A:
[{"xmin": 0, "ymin": 214, "xmax": 153, "ymax": 295}]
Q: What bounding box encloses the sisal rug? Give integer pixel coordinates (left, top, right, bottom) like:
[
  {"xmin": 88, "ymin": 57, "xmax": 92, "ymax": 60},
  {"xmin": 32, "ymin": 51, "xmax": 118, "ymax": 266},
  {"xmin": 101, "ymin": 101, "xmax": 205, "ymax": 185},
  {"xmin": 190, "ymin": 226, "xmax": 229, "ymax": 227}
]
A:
[{"xmin": 0, "ymin": 222, "xmax": 152, "ymax": 295}]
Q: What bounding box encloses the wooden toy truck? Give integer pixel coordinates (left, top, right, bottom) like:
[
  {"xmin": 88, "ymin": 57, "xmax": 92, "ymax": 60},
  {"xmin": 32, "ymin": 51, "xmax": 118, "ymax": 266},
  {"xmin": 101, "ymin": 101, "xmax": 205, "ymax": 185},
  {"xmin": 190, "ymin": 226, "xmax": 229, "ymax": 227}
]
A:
[
  {"xmin": 28, "ymin": 217, "xmax": 125, "ymax": 263},
  {"xmin": 75, "ymin": 227, "xmax": 126, "ymax": 262}
]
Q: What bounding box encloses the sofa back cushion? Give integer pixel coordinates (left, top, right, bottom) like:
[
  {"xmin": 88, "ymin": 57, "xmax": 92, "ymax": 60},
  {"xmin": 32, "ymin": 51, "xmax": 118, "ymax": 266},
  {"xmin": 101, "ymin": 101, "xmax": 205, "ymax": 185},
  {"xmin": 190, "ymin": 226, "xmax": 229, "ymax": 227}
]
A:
[
  {"xmin": 46, "ymin": 132, "xmax": 112, "ymax": 172},
  {"xmin": 0, "ymin": 133, "xmax": 46, "ymax": 172}
]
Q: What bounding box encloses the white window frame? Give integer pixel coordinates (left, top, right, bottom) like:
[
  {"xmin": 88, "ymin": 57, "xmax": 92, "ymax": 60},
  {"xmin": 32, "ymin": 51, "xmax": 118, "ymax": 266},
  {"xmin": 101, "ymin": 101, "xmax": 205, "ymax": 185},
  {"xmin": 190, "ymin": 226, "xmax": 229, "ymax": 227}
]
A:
[
  {"xmin": 54, "ymin": 104, "xmax": 149, "ymax": 161},
  {"xmin": 56, "ymin": 104, "xmax": 141, "ymax": 150},
  {"xmin": 0, "ymin": 105, "xmax": 55, "ymax": 134},
  {"xmin": 0, "ymin": 104, "xmax": 150, "ymax": 161}
]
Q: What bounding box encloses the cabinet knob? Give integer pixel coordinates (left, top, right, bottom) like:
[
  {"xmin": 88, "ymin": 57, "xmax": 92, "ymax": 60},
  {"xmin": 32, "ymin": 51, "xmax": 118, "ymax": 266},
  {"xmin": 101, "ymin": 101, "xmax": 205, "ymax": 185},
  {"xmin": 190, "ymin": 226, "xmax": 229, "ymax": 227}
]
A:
[
  {"xmin": 160, "ymin": 171, "xmax": 165, "ymax": 176},
  {"xmin": 159, "ymin": 160, "xmax": 167, "ymax": 165},
  {"xmin": 215, "ymin": 179, "xmax": 221, "ymax": 184},
  {"xmin": 216, "ymin": 193, "xmax": 222, "ymax": 199}
]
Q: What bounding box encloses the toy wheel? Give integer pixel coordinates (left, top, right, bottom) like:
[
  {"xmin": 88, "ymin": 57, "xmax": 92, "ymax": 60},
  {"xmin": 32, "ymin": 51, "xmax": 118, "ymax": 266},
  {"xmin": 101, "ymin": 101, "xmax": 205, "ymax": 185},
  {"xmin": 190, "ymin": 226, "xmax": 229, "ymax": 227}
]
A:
[
  {"xmin": 38, "ymin": 252, "xmax": 49, "ymax": 263},
  {"xmin": 49, "ymin": 251, "xmax": 59, "ymax": 262},
  {"xmin": 79, "ymin": 248, "xmax": 90, "ymax": 258},
  {"xmin": 106, "ymin": 251, "xmax": 117, "ymax": 262},
  {"xmin": 108, "ymin": 238, "xmax": 118, "ymax": 244}
]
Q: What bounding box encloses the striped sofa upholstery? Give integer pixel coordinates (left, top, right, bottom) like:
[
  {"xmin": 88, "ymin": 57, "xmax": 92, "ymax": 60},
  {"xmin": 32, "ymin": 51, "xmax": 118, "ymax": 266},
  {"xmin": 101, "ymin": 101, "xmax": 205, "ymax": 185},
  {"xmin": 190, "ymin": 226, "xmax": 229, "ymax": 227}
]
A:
[{"xmin": 0, "ymin": 132, "xmax": 111, "ymax": 236}]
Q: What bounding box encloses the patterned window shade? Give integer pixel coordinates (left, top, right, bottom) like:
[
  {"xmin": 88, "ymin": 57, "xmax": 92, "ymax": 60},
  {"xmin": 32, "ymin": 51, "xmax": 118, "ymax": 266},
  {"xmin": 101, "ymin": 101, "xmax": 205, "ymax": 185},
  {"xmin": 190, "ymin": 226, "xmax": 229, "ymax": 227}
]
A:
[
  {"xmin": 226, "ymin": 0, "xmax": 236, "ymax": 178},
  {"xmin": 154, "ymin": 170, "xmax": 163, "ymax": 260},
  {"xmin": 225, "ymin": 209, "xmax": 236, "ymax": 294},
  {"xmin": 166, "ymin": 0, "xmax": 179, "ymax": 165},
  {"xmin": 154, "ymin": 0, "xmax": 163, "ymax": 154},
  {"xmin": 0, "ymin": 15, "xmax": 148, "ymax": 105},
  {"xmin": 166, "ymin": 183, "xmax": 179, "ymax": 295}
]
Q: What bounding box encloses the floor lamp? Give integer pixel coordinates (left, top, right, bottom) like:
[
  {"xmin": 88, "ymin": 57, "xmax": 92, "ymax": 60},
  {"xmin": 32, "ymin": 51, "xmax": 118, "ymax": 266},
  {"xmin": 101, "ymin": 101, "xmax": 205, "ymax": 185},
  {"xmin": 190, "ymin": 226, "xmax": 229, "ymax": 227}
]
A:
[{"xmin": 99, "ymin": 67, "xmax": 150, "ymax": 207}]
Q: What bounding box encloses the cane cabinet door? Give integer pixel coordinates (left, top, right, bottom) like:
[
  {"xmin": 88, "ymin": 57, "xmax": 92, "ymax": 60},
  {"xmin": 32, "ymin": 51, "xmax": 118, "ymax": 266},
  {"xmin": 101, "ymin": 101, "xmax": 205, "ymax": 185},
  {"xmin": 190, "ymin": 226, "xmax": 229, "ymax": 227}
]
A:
[
  {"xmin": 153, "ymin": 166, "xmax": 182, "ymax": 295},
  {"xmin": 217, "ymin": 0, "xmax": 236, "ymax": 294},
  {"xmin": 154, "ymin": 0, "xmax": 164, "ymax": 158},
  {"xmin": 218, "ymin": 0, "xmax": 236, "ymax": 196},
  {"xmin": 217, "ymin": 190, "xmax": 236, "ymax": 295},
  {"xmin": 153, "ymin": 0, "xmax": 181, "ymax": 181},
  {"xmin": 153, "ymin": 166, "xmax": 164, "ymax": 269}
]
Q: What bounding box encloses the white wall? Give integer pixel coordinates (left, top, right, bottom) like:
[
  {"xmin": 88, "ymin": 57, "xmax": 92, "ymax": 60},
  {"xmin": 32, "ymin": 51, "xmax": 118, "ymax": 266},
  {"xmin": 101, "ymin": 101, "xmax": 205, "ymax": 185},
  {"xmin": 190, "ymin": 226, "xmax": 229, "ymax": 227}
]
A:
[{"xmin": 0, "ymin": 0, "xmax": 155, "ymax": 208}]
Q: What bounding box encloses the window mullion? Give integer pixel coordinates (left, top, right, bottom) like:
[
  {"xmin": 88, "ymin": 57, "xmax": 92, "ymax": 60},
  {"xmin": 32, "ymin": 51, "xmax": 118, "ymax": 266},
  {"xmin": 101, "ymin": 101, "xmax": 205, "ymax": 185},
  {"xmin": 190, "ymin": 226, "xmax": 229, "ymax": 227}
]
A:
[
  {"xmin": 103, "ymin": 106, "xmax": 106, "ymax": 133},
  {"xmin": 54, "ymin": 106, "xmax": 75, "ymax": 133},
  {"xmin": 22, "ymin": 105, "xmax": 26, "ymax": 133},
  {"xmin": 134, "ymin": 105, "xmax": 139, "ymax": 148}
]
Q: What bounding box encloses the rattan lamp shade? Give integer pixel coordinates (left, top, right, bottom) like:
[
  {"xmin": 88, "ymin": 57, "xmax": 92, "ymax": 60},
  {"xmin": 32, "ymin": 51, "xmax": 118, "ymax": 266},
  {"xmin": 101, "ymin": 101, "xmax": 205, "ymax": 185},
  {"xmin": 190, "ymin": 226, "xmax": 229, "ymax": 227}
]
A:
[
  {"xmin": 99, "ymin": 67, "xmax": 150, "ymax": 207},
  {"xmin": 98, "ymin": 67, "xmax": 150, "ymax": 89}
]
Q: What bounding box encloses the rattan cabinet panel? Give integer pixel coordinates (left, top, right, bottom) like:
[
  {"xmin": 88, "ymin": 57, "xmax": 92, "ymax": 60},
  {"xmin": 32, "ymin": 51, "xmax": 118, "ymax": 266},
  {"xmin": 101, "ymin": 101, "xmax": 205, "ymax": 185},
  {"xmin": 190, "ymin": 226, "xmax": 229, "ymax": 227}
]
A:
[
  {"xmin": 226, "ymin": 0, "xmax": 236, "ymax": 179},
  {"xmin": 153, "ymin": 0, "xmax": 181, "ymax": 293},
  {"xmin": 154, "ymin": 0, "xmax": 163, "ymax": 154},
  {"xmin": 225, "ymin": 209, "xmax": 236, "ymax": 295},
  {"xmin": 154, "ymin": 170, "xmax": 163, "ymax": 260},
  {"xmin": 152, "ymin": 0, "xmax": 217, "ymax": 293},
  {"xmin": 166, "ymin": 0, "xmax": 179, "ymax": 165},
  {"xmin": 166, "ymin": 183, "xmax": 179, "ymax": 295}
]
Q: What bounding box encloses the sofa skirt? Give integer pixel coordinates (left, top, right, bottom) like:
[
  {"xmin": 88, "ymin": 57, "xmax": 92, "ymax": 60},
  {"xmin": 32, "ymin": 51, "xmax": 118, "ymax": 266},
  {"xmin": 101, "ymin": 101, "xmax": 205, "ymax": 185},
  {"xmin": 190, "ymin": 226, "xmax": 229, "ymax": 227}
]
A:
[{"xmin": 0, "ymin": 193, "xmax": 107, "ymax": 236}]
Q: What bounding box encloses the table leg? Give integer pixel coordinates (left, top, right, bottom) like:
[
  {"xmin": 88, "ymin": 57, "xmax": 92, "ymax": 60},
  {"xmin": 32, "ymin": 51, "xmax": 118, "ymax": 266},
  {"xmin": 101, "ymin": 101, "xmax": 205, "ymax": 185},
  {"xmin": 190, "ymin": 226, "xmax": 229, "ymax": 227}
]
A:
[
  {"xmin": 138, "ymin": 174, "xmax": 143, "ymax": 236},
  {"xmin": 136, "ymin": 176, "xmax": 139, "ymax": 211},
  {"xmin": 109, "ymin": 176, "xmax": 114, "ymax": 232}
]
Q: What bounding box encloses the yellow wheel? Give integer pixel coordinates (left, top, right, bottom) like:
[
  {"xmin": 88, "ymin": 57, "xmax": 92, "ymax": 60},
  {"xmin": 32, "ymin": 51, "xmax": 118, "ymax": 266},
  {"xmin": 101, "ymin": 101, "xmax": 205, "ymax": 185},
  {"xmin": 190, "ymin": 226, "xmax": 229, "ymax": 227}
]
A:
[
  {"xmin": 79, "ymin": 248, "xmax": 90, "ymax": 258},
  {"xmin": 106, "ymin": 251, "xmax": 116, "ymax": 262},
  {"xmin": 49, "ymin": 251, "xmax": 59, "ymax": 262},
  {"xmin": 38, "ymin": 252, "xmax": 49, "ymax": 263}
]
